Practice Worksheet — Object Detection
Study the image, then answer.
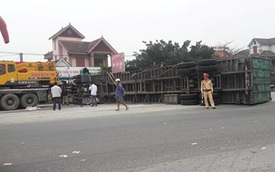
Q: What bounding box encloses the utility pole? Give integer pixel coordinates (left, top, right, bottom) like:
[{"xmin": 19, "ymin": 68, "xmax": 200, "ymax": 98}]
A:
[{"xmin": 19, "ymin": 53, "xmax": 23, "ymax": 62}]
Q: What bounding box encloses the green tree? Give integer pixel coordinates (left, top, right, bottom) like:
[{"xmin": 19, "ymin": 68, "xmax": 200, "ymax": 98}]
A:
[
  {"xmin": 189, "ymin": 41, "xmax": 215, "ymax": 61},
  {"xmin": 128, "ymin": 40, "xmax": 214, "ymax": 69}
]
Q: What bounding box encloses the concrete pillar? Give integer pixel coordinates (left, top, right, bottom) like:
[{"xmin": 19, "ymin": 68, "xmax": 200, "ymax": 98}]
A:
[
  {"xmin": 103, "ymin": 54, "xmax": 108, "ymax": 66},
  {"xmin": 90, "ymin": 53, "xmax": 95, "ymax": 67}
]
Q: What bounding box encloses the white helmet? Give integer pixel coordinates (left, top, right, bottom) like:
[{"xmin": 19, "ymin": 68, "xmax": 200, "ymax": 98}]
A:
[{"xmin": 115, "ymin": 78, "xmax": 121, "ymax": 82}]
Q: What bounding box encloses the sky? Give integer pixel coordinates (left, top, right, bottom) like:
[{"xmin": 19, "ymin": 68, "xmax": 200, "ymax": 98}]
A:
[{"xmin": 1, "ymin": 0, "xmax": 275, "ymax": 61}]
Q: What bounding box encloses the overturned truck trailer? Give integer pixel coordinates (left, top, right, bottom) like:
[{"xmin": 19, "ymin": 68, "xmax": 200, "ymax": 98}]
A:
[
  {"xmin": 72, "ymin": 57, "xmax": 271, "ymax": 105},
  {"xmin": 219, "ymin": 57, "xmax": 271, "ymax": 104}
]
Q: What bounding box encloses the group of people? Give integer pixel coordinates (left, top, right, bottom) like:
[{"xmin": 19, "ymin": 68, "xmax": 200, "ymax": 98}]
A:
[
  {"xmin": 50, "ymin": 73, "xmax": 215, "ymax": 111},
  {"xmin": 50, "ymin": 78, "xmax": 129, "ymax": 111}
]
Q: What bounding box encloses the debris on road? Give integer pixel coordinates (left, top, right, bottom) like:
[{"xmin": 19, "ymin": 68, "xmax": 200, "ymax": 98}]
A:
[
  {"xmin": 59, "ymin": 155, "xmax": 68, "ymax": 158},
  {"xmin": 3, "ymin": 163, "xmax": 12, "ymax": 166}
]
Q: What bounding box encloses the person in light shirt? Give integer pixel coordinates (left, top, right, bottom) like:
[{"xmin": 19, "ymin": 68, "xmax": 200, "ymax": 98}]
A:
[
  {"xmin": 200, "ymin": 73, "xmax": 216, "ymax": 109},
  {"xmin": 51, "ymin": 82, "xmax": 62, "ymax": 110},
  {"xmin": 89, "ymin": 83, "xmax": 98, "ymax": 107}
]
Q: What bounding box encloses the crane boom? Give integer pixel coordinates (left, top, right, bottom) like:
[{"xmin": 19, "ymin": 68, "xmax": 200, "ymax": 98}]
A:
[{"xmin": 0, "ymin": 16, "xmax": 9, "ymax": 44}]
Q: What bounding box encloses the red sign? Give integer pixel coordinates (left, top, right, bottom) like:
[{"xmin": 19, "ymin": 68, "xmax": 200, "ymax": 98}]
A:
[
  {"xmin": 111, "ymin": 53, "xmax": 125, "ymax": 73},
  {"xmin": 31, "ymin": 73, "xmax": 49, "ymax": 77}
]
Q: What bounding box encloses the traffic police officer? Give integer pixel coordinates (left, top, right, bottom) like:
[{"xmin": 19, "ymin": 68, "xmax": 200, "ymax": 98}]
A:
[{"xmin": 200, "ymin": 73, "xmax": 216, "ymax": 109}]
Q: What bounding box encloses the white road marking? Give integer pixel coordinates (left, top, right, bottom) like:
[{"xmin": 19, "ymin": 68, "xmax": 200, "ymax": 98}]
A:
[
  {"xmin": 261, "ymin": 147, "xmax": 266, "ymax": 150},
  {"xmin": 3, "ymin": 163, "xmax": 12, "ymax": 166},
  {"xmin": 81, "ymin": 159, "xmax": 86, "ymax": 162},
  {"xmin": 59, "ymin": 155, "xmax": 68, "ymax": 158},
  {"xmin": 192, "ymin": 142, "xmax": 198, "ymax": 145},
  {"xmin": 72, "ymin": 151, "xmax": 80, "ymax": 154}
]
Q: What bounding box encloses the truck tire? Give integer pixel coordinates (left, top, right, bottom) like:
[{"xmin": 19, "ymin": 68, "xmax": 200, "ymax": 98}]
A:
[
  {"xmin": 178, "ymin": 68, "xmax": 196, "ymax": 75},
  {"xmin": 0, "ymin": 94, "xmax": 20, "ymax": 110},
  {"xmin": 198, "ymin": 65, "xmax": 217, "ymax": 73},
  {"xmin": 180, "ymin": 99, "xmax": 199, "ymax": 105},
  {"xmin": 20, "ymin": 94, "xmax": 38, "ymax": 108},
  {"xmin": 178, "ymin": 62, "xmax": 196, "ymax": 68},
  {"xmin": 179, "ymin": 93, "xmax": 199, "ymax": 100},
  {"xmin": 198, "ymin": 59, "xmax": 217, "ymax": 66}
]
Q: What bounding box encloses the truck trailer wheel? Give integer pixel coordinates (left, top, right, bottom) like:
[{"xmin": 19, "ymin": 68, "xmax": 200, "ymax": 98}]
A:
[
  {"xmin": 178, "ymin": 68, "xmax": 196, "ymax": 75},
  {"xmin": 20, "ymin": 94, "xmax": 38, "ymax": 108},
  {"xmin": 0, "ymin": 94, "xmax": 20, "ymax": 110},
  {"xmin": 177, "ymin": 62, "xmax": 196, "ymax": 68},
  {"xmin": 180, "ymin": 99, "xmax": 199, "ymax": 105},
  {"xmin": 179, "ymin": 93, "xmax": 199, "ymax": 100},
  {"xmin": 198, "ymin": 65, "xmax": 217, "ymax": 73},
  {"xmin": 198, "ymin": 59, "xmax": 217, "ymax": 66}
]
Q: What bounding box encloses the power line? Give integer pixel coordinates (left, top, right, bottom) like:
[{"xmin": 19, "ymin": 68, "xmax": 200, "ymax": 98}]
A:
[
  {"xmin": 0, "ymin": 51, "xmax": 44, "ymax": 56},
  {"xmin": 0, "ymin": 54, "xmax": 16, "ymax": 57},
  {"xmin": 0, "ymin": 51, "xmax": 19, "ymax": 55}
]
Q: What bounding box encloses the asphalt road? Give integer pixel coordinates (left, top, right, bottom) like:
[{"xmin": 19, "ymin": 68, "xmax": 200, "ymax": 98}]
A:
[{"xmin": 0, "ymin": 94, "xmax": 275, "ymax": 172}]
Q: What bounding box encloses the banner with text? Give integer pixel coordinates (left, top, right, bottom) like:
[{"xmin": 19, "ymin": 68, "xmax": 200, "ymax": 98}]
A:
[
  {"xmin": 57, "ymin": 67, "xmax": 100, "ymax": 78},
  {"xmin": 111, "ymin": 53, "xmax": 125, "ymax": 73}
]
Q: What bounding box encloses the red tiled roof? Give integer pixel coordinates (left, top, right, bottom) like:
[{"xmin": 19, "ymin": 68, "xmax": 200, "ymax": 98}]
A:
[
  {"xmin": 44, "ymin": 51, "xmax": 53, "ymax": 56},
  {"xmin": 60, "ymin": 37, "xmax": 118, "ymax": 55},
  {"xmin": 60, "ymin": 41, "xmax": 90, "ymax": 54},
  {"xmin": 44, "ymin": 51, "xmax": 53, "ymax": 60},
  {"xmin": 49, "ymin": 23, "xmax": 85, "ymax": 40},
  {"xmin": 248, "ymin": 38, "xmax": 275, "ymax": 47},
  {"xmin": 260, "ymin": 50, "xmax": 275, "ymax": 56}
]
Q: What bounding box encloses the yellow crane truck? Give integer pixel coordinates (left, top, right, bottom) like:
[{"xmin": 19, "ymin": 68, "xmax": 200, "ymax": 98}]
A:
[
  {"xmin": 1, "ymin": 16, "xmax": 58, "ymax": 110},
  {"xmin": 0, "ymin": 61, "xmax": 58, "ymax": 110}
]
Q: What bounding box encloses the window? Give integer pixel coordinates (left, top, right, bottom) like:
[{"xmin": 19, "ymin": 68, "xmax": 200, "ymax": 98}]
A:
[
  {"xmin": 76, "ymin": 58, "xmax": 85, "ymax": 67},
  {"xmin": 253, "ymin": 46, "xmax": 258, "ymax": 54},
  {"xmin": 0, "ymin": 64, "xmax": 6, "ymax": 75},
  {"xmin": 8, "ymin": 64, "xmax": 15, "ymax": 73},
  {"xmin": 94, "ymin": 58, "xmax": 103, "ymax": 67}
]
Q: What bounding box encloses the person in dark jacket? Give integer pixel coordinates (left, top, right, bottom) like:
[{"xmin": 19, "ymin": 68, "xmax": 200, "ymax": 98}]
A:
[
  {"xmin": 115, "ymin": 78, "xmax": 129, "ymax": 111},
  {"xmin": 62, "ymin": 83, "xmax": 69, "ymax": 105}
]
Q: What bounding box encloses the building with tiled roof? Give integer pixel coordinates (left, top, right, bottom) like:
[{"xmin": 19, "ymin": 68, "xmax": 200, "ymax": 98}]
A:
[
  {"xmin": 247, "ymin": 37, "xmax": 275, "ymax": 66},
  {"xmin": 45, "ymin": 23, "xmax": 118, "ymax": 67}
]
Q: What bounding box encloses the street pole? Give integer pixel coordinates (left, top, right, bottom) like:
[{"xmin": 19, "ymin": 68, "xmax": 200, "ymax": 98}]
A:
[{"xmin": 19, "ymin": 53, "xmax": 23, "ymax": 62}]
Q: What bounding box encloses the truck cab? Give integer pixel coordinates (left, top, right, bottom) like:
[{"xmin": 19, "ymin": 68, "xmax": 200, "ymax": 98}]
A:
[
  {"xmin": 0, "ymin": 61, "xmax": 58, "ymax": 88},
  {"xmin": 0, "ymin": 61, "xmax": 17, "ymax": 86}
]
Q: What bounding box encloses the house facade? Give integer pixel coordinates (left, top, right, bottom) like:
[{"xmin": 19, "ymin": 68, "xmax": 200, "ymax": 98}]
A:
[
  {"xmin": 247, "ymin": 38, "xmax": 275, "ymax": 65},
  {"xmin": 45, "ymin": 24, "xmax": 118, "ymax": 67},
  {"xmin": 248, "ymin": 38, "xmax": 275, "ymax": 55}
]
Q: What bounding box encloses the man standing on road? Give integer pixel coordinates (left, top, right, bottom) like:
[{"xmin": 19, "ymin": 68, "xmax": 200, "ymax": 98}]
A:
[
  {"xmin": 89, "ymin": 83, "xmax": 98, "ymax": 107},
  {"xmin": 201, "ymin": 73, "xmax": 216, "ymax": 109},
  {"xmin": 115, "ymin": 78, "xmax": 129, "ymax": 111},
  {"xmin": 61, "ymin": 83, "xmax": 69, "ymax": 105},
  {"xmin": 51, "ymin": 82, "xmax": 62, "ymax": 111}
]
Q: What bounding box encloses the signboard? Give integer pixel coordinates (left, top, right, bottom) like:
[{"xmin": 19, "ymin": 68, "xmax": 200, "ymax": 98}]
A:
[
  {"xmin": 111, "ymin": 53, "xmax": 125, "ymax": 73},
  {"xmin": 57, "ymin": 67, "xmax": 100, "ymax": 78},
  {"xmin": 212, "ymin": 46, "xmax": 230, "ymax": 52}
]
